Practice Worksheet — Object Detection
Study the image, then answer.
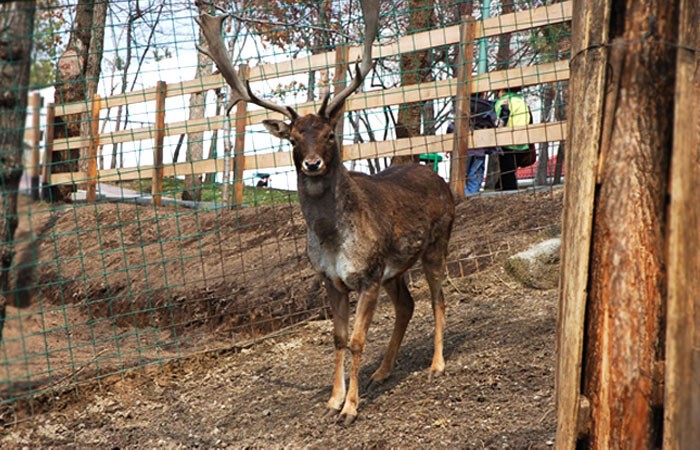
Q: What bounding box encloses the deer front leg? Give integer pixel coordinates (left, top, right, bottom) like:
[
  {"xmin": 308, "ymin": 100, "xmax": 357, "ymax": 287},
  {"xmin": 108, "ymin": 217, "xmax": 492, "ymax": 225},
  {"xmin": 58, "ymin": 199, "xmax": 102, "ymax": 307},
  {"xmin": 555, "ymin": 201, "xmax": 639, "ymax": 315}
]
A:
[
  {"xmin": 341, "ymin": 283, "xmax": 380, "ymax": 425},
  {"xmin": 370, "ymin": 276, "xmax": 414, "ymax": 384},
  {"xmin": 325, "ymin": 278, "xmax": 349, "ymax": 417}
]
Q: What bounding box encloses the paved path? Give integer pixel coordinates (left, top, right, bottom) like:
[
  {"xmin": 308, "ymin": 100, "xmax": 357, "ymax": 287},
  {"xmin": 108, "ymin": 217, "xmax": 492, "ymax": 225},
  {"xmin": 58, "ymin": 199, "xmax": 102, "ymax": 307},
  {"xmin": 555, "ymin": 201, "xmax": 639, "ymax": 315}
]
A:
[{"xmin": 20, "ymin": 173, "xmax": 219, "ymax": 209}]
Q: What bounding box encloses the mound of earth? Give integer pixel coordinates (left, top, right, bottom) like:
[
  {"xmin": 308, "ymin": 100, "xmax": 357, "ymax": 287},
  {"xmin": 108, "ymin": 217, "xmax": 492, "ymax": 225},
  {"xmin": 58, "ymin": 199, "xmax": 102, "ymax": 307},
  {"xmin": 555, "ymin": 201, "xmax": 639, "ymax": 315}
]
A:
[{"xmin": 2, "ymin": 188, "xmax": 563, "ymax": 447}]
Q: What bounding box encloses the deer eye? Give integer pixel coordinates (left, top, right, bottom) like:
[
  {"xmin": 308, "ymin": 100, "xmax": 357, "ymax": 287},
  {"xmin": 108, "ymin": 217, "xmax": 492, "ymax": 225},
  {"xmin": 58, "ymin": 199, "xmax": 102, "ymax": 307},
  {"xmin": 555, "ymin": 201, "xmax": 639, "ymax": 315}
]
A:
[{"xmin": 327, "ymin": 132, "xmax": 335, "ymax": 141}]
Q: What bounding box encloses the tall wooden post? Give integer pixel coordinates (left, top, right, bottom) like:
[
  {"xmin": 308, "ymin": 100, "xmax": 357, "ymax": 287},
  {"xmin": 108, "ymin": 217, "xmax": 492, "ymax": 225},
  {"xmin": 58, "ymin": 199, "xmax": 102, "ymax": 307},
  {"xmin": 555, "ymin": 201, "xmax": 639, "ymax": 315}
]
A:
[
  {"xmin": 233, "ymin": 64, "xmax": 249, "ymax": 208},
  {"xmin": 555, "ymin": 0, "xmax": 612, "ymax": 445},
  {"xmin": 333, "ymin": 45, "xmax": 349, "ymax": 158},
  {"xmin": 558, "ymin": 1, "xmax": 679, "ymax": 447},
  {"xmin": 664, "ymin": 0, "xmax": 700, "ymax": 447},
  {"xmin": 29, "ymin": 92, "xmax": 42, "ymax": 201},
  {"xmin": 86, "ymin": 95, "xmax": 101, "ymax": 202},
  {"xmin": 42, "ymin": 103, "xmax": 55, "ymax": 202},
  {"xmin": 152, "ymin": 81, "xmax": 167, "ymax": 206},
  {"xmin": 449, "ymin": 17, "xmax": 475, "ymax": 199}
]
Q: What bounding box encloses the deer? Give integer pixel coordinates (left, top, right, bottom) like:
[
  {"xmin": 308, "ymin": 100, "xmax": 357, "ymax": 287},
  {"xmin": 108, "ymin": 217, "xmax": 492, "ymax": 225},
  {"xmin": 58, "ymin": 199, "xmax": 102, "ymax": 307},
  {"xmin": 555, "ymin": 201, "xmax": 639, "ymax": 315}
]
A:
[{"xmin": 196, "ymin": 0, "xmax": 455, "ymax": 425}]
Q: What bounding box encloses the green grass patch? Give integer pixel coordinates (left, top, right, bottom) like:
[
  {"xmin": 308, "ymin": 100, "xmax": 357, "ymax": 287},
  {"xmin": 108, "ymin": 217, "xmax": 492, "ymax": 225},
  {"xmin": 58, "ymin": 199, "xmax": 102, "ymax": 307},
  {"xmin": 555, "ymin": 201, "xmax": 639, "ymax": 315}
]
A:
[{"xmin": 116, "ymin": 178, "xmax": 298, "ymax": 207}]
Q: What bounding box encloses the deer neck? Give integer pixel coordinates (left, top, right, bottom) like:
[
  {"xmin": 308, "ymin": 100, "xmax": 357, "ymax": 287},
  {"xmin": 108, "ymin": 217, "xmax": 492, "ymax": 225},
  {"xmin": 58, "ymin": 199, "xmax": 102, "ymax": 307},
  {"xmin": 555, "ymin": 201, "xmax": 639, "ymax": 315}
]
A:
[{"xmin": 297, "ymin": 150, "xmax": 354, "ymax": 243}]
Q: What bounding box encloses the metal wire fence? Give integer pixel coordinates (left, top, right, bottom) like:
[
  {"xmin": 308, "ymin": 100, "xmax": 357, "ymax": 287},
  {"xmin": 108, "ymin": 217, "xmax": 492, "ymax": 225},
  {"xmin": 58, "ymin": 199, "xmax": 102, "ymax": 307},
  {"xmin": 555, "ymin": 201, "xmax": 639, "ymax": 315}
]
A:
[{"xmin": 1, "ymin": 0, "xmax": 571, "ymax": 416}]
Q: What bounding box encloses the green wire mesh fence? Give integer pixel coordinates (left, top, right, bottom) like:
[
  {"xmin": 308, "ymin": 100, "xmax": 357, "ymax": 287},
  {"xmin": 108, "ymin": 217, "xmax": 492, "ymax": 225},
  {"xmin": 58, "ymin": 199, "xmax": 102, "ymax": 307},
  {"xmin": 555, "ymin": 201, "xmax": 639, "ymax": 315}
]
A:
[{"xmin": 1, "ymin": 0, "xmax": 571, "ymax": 415}]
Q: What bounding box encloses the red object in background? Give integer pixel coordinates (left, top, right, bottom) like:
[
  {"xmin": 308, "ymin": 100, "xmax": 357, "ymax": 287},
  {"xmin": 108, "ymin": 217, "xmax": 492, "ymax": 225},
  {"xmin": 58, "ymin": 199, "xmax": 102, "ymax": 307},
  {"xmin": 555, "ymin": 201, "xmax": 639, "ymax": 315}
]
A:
[{"xmin": 516, "ymin": 155, "xmax": 565, "ymax": 179}]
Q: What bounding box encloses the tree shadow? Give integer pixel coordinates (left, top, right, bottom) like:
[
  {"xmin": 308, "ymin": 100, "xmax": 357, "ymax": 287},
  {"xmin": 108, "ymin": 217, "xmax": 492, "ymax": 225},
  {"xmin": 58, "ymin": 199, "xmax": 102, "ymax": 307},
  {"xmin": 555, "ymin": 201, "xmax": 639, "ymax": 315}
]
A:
[
  {"xmin": 358, "ymin": 327, "xmax": 471, "ymax": 405},
  {"xmin": 11, "ymin": 212, "xmax": 60, "ymax": 308}
]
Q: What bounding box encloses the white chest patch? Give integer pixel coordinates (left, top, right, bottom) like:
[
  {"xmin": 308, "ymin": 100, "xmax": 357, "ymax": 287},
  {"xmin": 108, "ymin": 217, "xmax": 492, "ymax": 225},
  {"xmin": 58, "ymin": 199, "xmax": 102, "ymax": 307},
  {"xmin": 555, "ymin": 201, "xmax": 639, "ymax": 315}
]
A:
[{"xmin": 307, "ymin": 228, "xmax": 361, "ymax": 288}]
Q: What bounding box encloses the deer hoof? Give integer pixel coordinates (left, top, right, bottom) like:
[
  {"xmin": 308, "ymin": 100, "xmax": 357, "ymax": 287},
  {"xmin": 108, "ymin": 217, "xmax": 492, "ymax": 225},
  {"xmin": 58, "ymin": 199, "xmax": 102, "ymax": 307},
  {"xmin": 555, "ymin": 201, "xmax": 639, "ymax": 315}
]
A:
[
  {"xmin": 428, "ymin": 369, "xmax": 444, "ymax": 382},
  {"xmin": 324, "ymin": 408, "xmax": 341, "ymax": 420},
  {"xmin": 341, "ymin": 413, "xmax": 357, "ymax": 426},
  {"xmin": 365, "ymin": 376, "xmax": 386, "ymax": 395}
]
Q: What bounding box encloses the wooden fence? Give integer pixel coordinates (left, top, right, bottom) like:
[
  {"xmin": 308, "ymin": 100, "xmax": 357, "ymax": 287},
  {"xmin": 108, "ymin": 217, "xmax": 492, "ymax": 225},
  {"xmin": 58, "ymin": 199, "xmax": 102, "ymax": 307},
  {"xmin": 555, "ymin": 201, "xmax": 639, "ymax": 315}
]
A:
[{"xmin": 37, "ymin": 1, "xmax": 572, "ymax": 204}]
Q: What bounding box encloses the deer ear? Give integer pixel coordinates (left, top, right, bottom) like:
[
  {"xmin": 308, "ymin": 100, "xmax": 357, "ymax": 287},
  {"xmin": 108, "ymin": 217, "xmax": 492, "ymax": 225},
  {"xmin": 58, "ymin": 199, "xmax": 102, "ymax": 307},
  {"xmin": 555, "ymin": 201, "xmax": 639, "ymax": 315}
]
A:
[
  {"xmin": 263, "ymin": 119, "xmax": 291, "ymax": 140},
  {"xmin": 327, "ymin": 100, "xmax": 345, "ymax": 128}
]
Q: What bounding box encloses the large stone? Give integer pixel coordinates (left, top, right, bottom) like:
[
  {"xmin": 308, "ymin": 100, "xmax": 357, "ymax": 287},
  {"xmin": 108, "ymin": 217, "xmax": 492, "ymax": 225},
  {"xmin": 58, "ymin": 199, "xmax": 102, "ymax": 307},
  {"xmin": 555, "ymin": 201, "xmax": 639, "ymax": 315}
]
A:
[{"xmin": 505, "ymin": 238, "xmax": 561, "ymax": 290}]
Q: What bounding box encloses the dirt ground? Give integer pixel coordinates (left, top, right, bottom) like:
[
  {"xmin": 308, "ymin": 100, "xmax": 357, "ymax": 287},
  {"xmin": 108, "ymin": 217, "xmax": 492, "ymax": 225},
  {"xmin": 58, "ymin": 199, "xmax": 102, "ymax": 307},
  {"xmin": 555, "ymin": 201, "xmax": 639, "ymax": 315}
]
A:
[{"xmin": 1, "ymin": 187, "xmax": 563, "ymax": 448}]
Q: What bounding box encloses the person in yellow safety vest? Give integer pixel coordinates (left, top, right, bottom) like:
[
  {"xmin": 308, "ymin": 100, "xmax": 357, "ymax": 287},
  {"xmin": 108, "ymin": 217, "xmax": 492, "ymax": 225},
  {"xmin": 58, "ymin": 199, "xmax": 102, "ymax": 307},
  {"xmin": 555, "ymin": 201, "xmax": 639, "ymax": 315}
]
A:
[{"xmin": 494, "ymin": 87, "xmax": 532, "ymax": 191}]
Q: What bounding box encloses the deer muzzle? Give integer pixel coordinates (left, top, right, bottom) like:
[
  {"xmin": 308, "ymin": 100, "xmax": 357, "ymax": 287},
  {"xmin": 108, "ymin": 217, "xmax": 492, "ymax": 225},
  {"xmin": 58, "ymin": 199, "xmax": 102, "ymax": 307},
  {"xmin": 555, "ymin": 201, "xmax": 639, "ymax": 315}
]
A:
[{"xmin": 302, "ymin": 157, "xmax": 325, "ymax": 176}]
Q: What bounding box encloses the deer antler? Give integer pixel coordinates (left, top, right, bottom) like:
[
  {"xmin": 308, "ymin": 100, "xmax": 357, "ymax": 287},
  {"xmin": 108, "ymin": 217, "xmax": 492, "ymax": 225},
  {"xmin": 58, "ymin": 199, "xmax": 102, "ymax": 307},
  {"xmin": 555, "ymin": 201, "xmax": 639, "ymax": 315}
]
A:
[
  {"xmin": 196, "ymin": 0, "xmax": 379, "ymax": 122},
  {"xmin": 195, "ymin": 13, "xmax": 297, "ymax": 120},
  {"xmin": 322, "ymin": 0, "xmax": 380, "ymax": 119}
]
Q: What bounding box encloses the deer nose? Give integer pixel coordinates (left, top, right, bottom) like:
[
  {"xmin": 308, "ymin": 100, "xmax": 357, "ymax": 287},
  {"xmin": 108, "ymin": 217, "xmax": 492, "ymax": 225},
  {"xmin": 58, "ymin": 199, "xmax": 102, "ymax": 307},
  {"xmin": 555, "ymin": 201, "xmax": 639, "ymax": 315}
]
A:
[{"xmin": 302, "ymin": 157, "xmax": 324, "ymax": 173}]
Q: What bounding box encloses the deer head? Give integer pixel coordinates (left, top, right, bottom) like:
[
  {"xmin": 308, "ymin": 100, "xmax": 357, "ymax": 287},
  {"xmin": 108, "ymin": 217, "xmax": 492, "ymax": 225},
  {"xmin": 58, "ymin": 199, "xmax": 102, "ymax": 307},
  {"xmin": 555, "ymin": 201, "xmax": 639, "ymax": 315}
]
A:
[{"xmin": 195, "ymin": 1, "xmax": 379, "ymax": 177}]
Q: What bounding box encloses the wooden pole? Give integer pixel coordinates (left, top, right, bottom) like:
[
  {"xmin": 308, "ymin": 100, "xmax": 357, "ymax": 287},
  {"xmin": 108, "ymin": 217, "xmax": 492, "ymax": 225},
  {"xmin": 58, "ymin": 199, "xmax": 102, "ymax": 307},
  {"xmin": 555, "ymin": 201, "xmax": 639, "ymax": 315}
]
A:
[
  {"xmin": 555, "ymin": 0, "xmax": 612, "ymax": 445},
  {"xmin": 41, "ymin": 104, "xmax": 55, "ymax": 202},
  {"xmin": 86, "ymin": 95, "xmax": 101, "ymax": 203},
  {"xmin": 233, "ymin": 64, "xmax": 249, "ymax": 208},
  {"xmin": 664, "ymin": 0, "xmax": 700, "ymax": 447},
  {"xmin": 152, "ymin": 81, "xmax": 167, "ymax": 207},
  {"xmin": 29, "ymin": 92, "xmax": 42, "ymax": 201},
  {"xmin": 559, "ymin": 1, "xmax": 678, "ymax": 447},
  {"xmin": 449, "ymin": 17, "xmax": 475, "ymax": 199},
  {"xmin": 333, "ymin": 45, "xmax": 349, "ymax": 157}
]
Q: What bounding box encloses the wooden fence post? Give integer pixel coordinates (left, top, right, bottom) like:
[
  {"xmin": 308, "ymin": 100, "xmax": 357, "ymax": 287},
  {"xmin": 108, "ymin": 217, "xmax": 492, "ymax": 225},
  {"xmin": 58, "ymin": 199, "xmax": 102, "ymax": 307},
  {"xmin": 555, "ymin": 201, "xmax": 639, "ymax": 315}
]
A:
[
  {"xmin": 664, "ymin": 0, "xmax": 700, "ymax": 447},
  {"xmin": 152, "ymin": 81, "xmax": 167, "ymax": 206},
  {"xmin": 233, "ymin": 64, "xmax": 249, "ymax": 208},
  {"xmin": 555, "ymin": 1, "xmax": 611, "ymax": 445},
  {"xmin": 449, "ymin": 17, "xmax": 475, "ymax": 199},
  {"xmin": 41, "ymin": 103, "xmax": 55, "ymax": 202},
  {"xmin": 29, "ymin": 92, "xmax": 42, "ymax": 201},
  {"xmin": 86, "ymin": 95, "xmax": 101, "ymax": 203},
  {"xmin": 558, "ymin": 1, "xmax": 676, "ymax": 447},
  {"xmin": 333, "ymin": 45, "xmax": 349, "ymax": 158}
]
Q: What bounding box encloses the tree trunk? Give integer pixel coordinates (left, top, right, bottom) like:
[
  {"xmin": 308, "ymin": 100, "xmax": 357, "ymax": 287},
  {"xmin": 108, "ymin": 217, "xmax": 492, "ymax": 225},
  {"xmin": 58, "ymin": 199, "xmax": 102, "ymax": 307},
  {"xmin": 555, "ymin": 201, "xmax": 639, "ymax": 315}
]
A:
[
  {"xmin": 392, "ymin": 0, "xmax": 434, "ymax": 165},
  {"xmin": 204, "ymin": 89, "xmax": 224, "ymax": 187},
  {"xmin": 183, "ymin": 1, "xmax": 213, "ymax": 202},
  {"xmin": 50, "ymin": 0, "xmax": 107, "ymax": 202},
  {"xmin": 581, "ymin": 2, "xmax": 677, "ymax": 446},
  {"xmin": 77, "ymin": 1, "xmax": 107, "ymax": 174},
  {"xmin": 111, "ymin": 14, "xmax": 134, "ymax": 170},
  {"xmin": 0, "ymin": 0, "xmax": 36, "ymax": 340}
]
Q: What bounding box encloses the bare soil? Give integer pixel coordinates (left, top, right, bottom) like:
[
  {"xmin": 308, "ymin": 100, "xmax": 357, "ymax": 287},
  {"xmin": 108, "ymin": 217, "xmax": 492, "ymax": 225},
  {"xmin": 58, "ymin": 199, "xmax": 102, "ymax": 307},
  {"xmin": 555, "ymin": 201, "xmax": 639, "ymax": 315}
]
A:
[{"xmin": 1, "ymin": 188, "xmax": 563, "ymax": 448}]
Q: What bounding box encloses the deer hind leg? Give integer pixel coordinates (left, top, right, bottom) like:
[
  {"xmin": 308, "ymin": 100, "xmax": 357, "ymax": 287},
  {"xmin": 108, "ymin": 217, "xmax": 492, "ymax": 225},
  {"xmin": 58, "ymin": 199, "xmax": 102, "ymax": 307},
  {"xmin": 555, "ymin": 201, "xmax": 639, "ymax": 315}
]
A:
[
  {"xmin": 422, "ymin": 242, "xmax": 449, "ymax": 377},
  {"xmin": 325, "ymin": 278, "xmax": 349, "ymax": 416},
  {"xmin": 341, "ymin": 282, "xmax": 380, "ymax": 425},
  {"xmin": 370, "ymin": 275, "xmax": 415, "ymax": 384}
]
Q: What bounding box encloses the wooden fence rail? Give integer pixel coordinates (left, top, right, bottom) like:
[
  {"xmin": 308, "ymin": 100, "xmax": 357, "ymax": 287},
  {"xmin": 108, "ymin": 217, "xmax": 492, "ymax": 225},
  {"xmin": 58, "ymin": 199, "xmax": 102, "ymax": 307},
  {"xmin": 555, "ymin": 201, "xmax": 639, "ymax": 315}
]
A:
[{"xmin": 39, "ymin": 1, "xmax": 572, "ymax": 200}]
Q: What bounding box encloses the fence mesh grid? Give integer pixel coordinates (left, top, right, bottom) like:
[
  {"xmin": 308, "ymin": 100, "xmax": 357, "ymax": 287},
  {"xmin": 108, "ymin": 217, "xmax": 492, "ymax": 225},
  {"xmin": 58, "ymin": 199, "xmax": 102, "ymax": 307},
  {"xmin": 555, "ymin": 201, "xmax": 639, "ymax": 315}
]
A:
[{"xmin": 1, "ymin": 0, "xmax": 570, "ymax": 416}]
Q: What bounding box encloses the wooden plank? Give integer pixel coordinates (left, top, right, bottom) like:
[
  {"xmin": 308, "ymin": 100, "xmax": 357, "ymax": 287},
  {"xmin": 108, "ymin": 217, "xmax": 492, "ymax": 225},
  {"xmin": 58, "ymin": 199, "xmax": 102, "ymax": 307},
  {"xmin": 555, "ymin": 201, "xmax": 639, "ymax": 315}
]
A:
[
  {"xmin": 554, "ymin": 0, "xmax": 611, "ymax": 447},
  {"xmin": 29, "ymin": 92, "xmax": 42, "ymax": 201},
  {"xmin": 55, "ymin": 74, "xmax": 225, "ymax": 117},
  {"xmin": 350, "ymin": 1, "xmax": 571, "ymax": 60},
  {"xmin": 477, "ymin": 0, "xmax": 572, "ymax": 39},
  {"xmin": 86, "ymin": 95, "xmax": 101, "ymax": 203},
  {"xmin": 53, "ymin": 2, "xmax": 572, "ymax": 117},
  {"xmin": 152, "ymin": 81, "xmax": 167, "ymax": 206},
  {"xmin": 664, "ymin": 0, "xmax": 700, "ymax": 447},
  {"xmin": 41, "ymin": 104, "xmax": 55, "ymax": 194},
  {"xmin": 50, "ymin": 122, "xmax": 566, "ymax": 185},
  {"xmin": 233, "ymin": 65, "xmax": 249, "ymax": 208},
  {"xmin": 449, "ymin": 18, "xmax": 476, "ymax": 199}
]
